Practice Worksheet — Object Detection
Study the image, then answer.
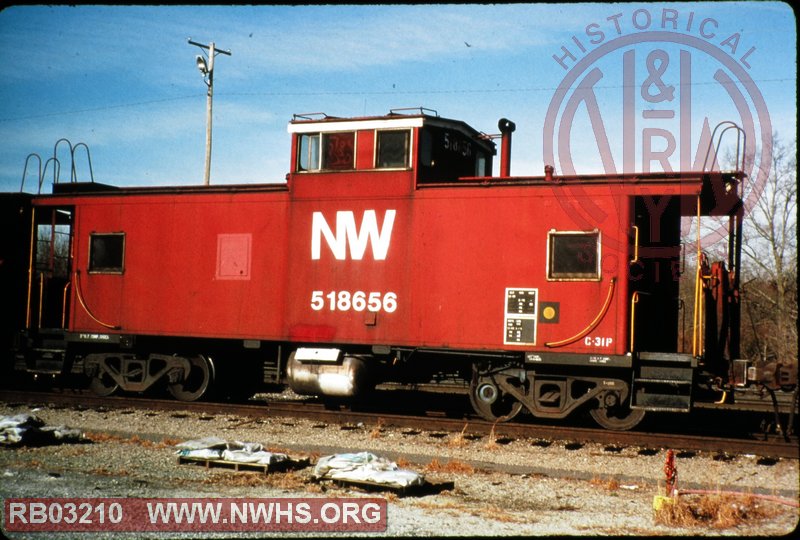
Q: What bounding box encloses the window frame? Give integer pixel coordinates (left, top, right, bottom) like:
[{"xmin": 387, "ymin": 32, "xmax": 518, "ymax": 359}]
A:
[
  {"xmin": 297, "ymin": 133, "xmax": 321, "ymax": 172},
  {"xmin": 88, "ymin": 232, "xmax": 125, "ymax": 274},
  {"xmin": 321, "ymin": 131, "xmax": 356, "ymax": 170},
  {"xmin": 296, "ymin": 131, "xmax": 357, "ymax": 172},
  {"xmin": 375, "ymin": 129, "xmax": 412, "ymax": 169},
  {"xmin": 546, "ymin": 229, "xmax": 601, "ymax": 281}
]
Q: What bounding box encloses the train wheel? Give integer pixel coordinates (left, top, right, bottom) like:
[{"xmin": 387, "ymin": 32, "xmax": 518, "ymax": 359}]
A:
[
  {"xmin": 589, "ymin": 404, "xmax": 645, "ymax": 431},
  {"xmin": 168, "ymin": 355, "xmax": 214, "ymax": 402},
  {"xmin": 88, "ymin": 372, "xmax": 119, "ymax": 397},
  {"xmin": 469, "ymin": 375, "xmax": 524, "ymax": 422}
]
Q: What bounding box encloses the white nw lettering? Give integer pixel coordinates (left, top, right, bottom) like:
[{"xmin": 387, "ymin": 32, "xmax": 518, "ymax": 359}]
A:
[{"xmin": 311, "ymin": 210, "xmax": 396, "ymax": 260}]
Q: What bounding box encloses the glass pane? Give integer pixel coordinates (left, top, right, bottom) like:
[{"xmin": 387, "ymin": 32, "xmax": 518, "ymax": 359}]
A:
[
  {"xmin": 377, "ymin": 130, "xmax": 409, "ymax": 168},
  {"xmin": 475, "ymin": 153, "xmax": 487, "ymax": 176},
  {"xmin": 549, "ymin": 233, "xmax": 599, "ymax": 278},
  {"xmin": 310, "ymin": 135, "xmax": 319, "ymax": 170},
  {"xmin": 36, "ymin": 224, "xmax": 53, "ymax": 272},
  {"xmin": 35, "ymin": 223, "xmax": 71, "ymax": 278},
  {"xmin": 53, "ymin": 225, "xmax": 71, "ymax": 278},
  {"xmin": 298, "ymin": 134, "xmax": 320, "ymax": 171},
  {"xmin": 322, "ymin": 132, "xmax": 355, "ymax": 170},
  {"xmin": 89, "ymin": 233, "xmax": 125, "ymax": 273}
]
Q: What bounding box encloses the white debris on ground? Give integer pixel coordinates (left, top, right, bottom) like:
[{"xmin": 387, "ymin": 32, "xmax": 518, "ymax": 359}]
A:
[
  {"xmin": 0, "ymin": 413, "xmax": 85, "ymax": 446},
  {"xmin": 175, "ymin": 436, "xmax": 290, "ymax": 466},
  {"xmin": 313, "ymin": 451, "xmax": 426, "ymax": 488}
]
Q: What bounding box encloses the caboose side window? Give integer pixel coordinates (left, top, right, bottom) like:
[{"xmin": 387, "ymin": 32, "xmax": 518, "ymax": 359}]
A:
[
  {"xmin": 376, "ymin": 130, "xmax": 410, "ymax": 168},
  {"xmin": 475, "ymin": 152, "xmax": 488, "ymax": 176},
  {"xmin": 88, "ymin": 233, "xmax": 125, "ymax": 274},
  {"xmin": 297, "ymin": 132, "xmax": 356, "ymax": 171},
  {"xmin": 547, "ymin": 231, "xmax": 600, "ymax": 280},
  {"xmin": 298, "ymin": 133, "xmax": 320, "ymax": 171},
  {"xmin": 417, "ymin": 125, "xmax": 494, "ymax": 183},
  {"xmin": 322, "ymin": 132, "xmax": 355, "ymax": 170}
]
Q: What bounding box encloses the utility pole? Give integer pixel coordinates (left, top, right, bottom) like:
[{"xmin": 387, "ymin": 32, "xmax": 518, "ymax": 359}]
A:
[{"xmin": 188, "ymin": 38, "xmax": 231, "ymax": 186}]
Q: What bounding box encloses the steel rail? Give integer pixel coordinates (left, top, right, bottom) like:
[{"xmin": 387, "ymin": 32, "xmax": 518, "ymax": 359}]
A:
[{"xmin": 1, "ymin": 389, "xmax": 796, "ymax": 460}]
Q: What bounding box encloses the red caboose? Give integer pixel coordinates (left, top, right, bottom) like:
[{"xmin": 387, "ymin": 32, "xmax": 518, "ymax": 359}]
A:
[{"xmin": 8, "ymin": 108, "xmax": 756, "ymax": 429}]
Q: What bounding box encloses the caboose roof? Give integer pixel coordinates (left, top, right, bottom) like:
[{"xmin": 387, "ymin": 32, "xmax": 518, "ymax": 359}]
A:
[
  {"xmin": 288, "ymin": 114, "xmax": 425, "ymax": 133},
  {"xmin": 287, "ymin": 110, "xmax": 493, "ymax": 151}
]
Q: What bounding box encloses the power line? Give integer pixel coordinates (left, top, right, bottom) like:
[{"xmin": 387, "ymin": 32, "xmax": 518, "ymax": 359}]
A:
[
  {"xmin": 0, "ymin": 78, "xmax": 792, "ymax": 123},
  {"xmin": 0, "ymin": 95, "xmax": 201, "ymax": 123},
  {"xmin": 226, "ymin": 77, "xmax": 793, "ymax": 96}
]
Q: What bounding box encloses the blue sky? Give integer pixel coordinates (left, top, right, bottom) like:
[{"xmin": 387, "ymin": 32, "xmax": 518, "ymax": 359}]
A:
[{"xmin": 0, "ymin": 3, "xmax": 795, "ymax": 192}]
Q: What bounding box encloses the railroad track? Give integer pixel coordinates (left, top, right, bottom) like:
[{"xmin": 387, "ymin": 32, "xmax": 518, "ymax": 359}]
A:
[{"xmin": 2, "ymin": 388, "xmax": 797, "ymax": 460}]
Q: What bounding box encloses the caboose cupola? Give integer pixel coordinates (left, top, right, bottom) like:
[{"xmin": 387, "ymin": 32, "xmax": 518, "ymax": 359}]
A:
[{"xmin": 287, "ymin": 108, "xmax": 495, "ymax": 186}]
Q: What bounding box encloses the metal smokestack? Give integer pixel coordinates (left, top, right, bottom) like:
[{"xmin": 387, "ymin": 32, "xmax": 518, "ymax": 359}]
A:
[
  {"xmin": 544, "ymin": 164, "xmax": 554, "ymax": 182},
  {"xmin": 498, "ymin": 118, "xmax": 516, "ymax": 178}
]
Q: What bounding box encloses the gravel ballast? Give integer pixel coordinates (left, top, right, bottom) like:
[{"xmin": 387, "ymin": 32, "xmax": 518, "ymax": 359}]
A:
[{"xmin": 0, "ymin": 400, "xmax": 797, "ymax": 537}]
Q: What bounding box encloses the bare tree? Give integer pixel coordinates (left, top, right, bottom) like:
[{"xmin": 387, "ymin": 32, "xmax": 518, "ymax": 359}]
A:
[{"xmin": 740, "ymin": 133, "xmax": 797, "ymax": 364}]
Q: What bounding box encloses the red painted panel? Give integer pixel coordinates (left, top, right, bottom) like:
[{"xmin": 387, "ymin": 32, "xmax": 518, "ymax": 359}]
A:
[
  {"xmin": 288, "ymin": 170, "xmax": 413, "ymax": 200},
  {"xmin": 356, "ymin": 130, "xmax": 375, "ymax": 169},
  {"xmin": 49, "ymin": 171, "xmax": 701, "ymax": 358},
  {"xmin": 407, "ymin": 185, "xmax": 626, "ymax": 355},
  {"xmin": 281, "ymin": 179, "xmax": 632, "ymax": 355},
  {"xmin": 68, "ymin": 191, "xmax": 290, "ymax": 339},
  {"xmin": 216, "ymin": 233, "xmax": 252, "ymax": 280},
  {"xmin": 284, "ymin": 192, "xmax": 411, "ymax": 344}
]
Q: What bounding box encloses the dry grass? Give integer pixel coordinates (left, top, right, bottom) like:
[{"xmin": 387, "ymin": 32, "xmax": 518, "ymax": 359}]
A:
[
  {"xmin": 484, "ymin": 423, "xmax": 500, "ymax": 450},
  {"xmin": 203, "ymin": 470, "xmax": 324, "ymax": 492},
  {"xmin": 424, "ymin": 458, "xmax": 475, "ymax": 474},
  {"xmin": 590, "ymin": 476, "xmax": 620, "ymax": 491},
  {"xmin": 85, "ymin": 432, "xmax": 180, "ymax": 449},
  {"xmin": 130, "ymin": 435, "xmax": 182, "ymax": 448},
  {"xmin": 84, "ymin": 432, "xmax": 128, "ymax": 444},
  {"xmin": 369, "ymin": 418, "xmax": 385, "ymax": 439},
  {"xmin": 89, "ymin": 466, "xmax": 130, "ymax": 477},
  {"xmin": 447, "ymin": 423, "xmax": 470, "ymax": 448},
  {"xmin": 653, "ymin": 492, "xmax": 782, "ymax": 529}
]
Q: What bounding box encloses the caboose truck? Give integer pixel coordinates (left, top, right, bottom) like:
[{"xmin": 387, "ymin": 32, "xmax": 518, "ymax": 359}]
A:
[{"xmin": 3, "ymin": 109, "xmax": 796, "ymax": 431}]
